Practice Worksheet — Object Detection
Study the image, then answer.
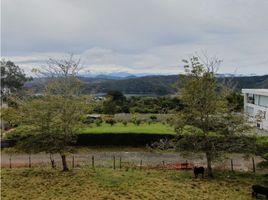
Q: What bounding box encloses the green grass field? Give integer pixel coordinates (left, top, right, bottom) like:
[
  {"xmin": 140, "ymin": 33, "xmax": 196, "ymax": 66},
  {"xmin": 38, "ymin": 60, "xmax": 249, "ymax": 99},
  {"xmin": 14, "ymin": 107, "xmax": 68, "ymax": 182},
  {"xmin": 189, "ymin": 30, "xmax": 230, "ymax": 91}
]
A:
[
  {"xmin": 80, "ymin": 122, "xmax": 176, "ymax": 134},
  {"xmin": 1, "ymin": 167, "xmax": 267, "ymax": 200}
]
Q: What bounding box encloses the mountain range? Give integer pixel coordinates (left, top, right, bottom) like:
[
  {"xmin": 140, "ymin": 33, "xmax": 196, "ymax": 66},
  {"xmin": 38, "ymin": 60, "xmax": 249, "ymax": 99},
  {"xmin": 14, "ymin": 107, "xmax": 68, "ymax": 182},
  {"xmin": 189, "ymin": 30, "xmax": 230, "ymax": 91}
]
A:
[{"xmin": 24, "ymin": 74, "xmax": 268, "ymax": 96}]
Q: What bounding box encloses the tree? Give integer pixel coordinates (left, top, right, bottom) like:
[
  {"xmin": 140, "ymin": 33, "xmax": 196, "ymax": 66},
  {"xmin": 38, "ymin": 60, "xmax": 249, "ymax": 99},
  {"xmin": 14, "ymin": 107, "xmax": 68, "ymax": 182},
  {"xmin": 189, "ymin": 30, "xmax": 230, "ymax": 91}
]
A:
[
  {"xmin": 175, "ymin": 54, "xmax": 251, "ymax": 177},
  {"xmin": 103, "ymin": 90, "xmax": 128, "ymax": 114},
  {"xmin": 226, "ymin": 92, "xmax": 244, "ymax": 112},
  {"xmin": 1, "ymin": 60, "xmax": 31, "ymax": 97},
  {"xmin": 17, "ymin": 55, "xmax": 87, "ymax": 171}
]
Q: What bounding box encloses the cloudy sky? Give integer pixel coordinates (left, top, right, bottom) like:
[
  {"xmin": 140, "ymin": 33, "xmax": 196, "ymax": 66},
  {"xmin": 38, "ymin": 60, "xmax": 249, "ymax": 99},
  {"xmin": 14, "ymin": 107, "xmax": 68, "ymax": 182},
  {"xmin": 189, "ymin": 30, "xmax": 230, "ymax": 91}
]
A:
[{"xmin": 2, "ymin": 0, "xmax": 268, "ymax": 76}]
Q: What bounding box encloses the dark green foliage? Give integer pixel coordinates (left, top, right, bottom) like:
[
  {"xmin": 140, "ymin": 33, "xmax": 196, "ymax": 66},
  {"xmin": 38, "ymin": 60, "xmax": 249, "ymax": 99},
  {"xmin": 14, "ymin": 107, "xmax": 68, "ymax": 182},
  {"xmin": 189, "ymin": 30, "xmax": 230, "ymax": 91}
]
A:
[
  {"xmin": 226, "ymin": 92, "xmax": 244, "ymax": 112},
  {"xmin": 122, "ymin": 121, "xmax": 128, "ymax": 126},
  {"xmin": 95, "ymin": 119, "xmax": 103, "ymax": 127},
  {"xmin": 105, "ymin": 117, "xmax": 116, "ymax": 126},
  {"xmin": 76, "ymin": 133, "xmax": 175, "ymax": 146},
  {"xmin": 82, "ymin": 116, "xmax": 95, "ymax": 124},
  {"xmin": 127, "ymin": 96, "xmax": 183, "ymax": 114},
  {"xmin": 135, "ymin": 119, "xmax": 141, "ymax": 126},
  {"xmin": 1, "ymin": 60, "xmax": 31, "ymax": 96},
  {"xmin": 150, "ymin": 115, "xmax": 157, "ymax": 121},
  {"xmin": 107, "ymin": 90, "xmax": 126, "ymax": 101},
  {"xmin": 103, "ymin": 90, "xmax": 129, "ymax": 114}
]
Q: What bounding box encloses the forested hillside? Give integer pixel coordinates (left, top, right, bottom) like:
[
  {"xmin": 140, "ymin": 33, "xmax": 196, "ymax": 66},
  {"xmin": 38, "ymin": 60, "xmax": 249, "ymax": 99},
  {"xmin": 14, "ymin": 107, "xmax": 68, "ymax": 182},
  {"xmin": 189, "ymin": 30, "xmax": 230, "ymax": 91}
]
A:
[{"xmin": 24, "ymin": 74, "xmax": 268, "ymax": 95}]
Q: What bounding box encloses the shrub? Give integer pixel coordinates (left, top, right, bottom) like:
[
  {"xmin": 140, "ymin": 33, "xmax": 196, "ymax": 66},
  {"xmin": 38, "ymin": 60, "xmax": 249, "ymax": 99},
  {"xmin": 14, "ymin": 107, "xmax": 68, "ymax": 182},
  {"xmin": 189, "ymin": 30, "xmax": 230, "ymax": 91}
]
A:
[
  {"xmin": 105, "ymin": 118, "xmax": 116, "ymax": 126},
  {"xmin": 95, "ymin": 119, "xmax": 103, "ymax": 127},
  {"xmin": 150, "ymin": 115, "xmax": 157, "ymax": 121},
  {"xmin": 135, "ymin": 119, "xmax": 141, "ymax": 126},
  {"xmin": 122, "ymin": 121, "xmax": 128, "ymax": 126}
]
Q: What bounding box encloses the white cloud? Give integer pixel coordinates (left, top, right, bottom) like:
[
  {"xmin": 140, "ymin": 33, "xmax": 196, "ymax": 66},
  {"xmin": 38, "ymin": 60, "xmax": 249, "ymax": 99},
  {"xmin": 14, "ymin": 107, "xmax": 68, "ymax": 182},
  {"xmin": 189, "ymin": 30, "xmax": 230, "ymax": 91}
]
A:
[{"xmin": 2, "ymin": 0, "xmax": 268, "ymax": 75}]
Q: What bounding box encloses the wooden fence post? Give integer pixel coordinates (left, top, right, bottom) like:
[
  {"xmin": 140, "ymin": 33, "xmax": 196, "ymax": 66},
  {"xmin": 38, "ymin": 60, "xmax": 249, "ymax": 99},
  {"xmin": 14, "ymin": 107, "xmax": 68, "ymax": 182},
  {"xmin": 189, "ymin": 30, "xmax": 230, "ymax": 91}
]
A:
[
  {"xmin": 72, "ymin": 155, "xmax": 75, "ymax": 168},
  {"xmin": 252, "ymin": 157, "xmax": 256, "ymax": 173},
  {"xmin": 113, "ymin": 156, "xmax": 116, "ymax": 170},
  {"xmin": 9, "ymin": 155, "xmax": 12, "ymax": 169},
  {"xmin": 140, "ymin": 160, "xmax": 142, "ymax": 170},
  {"xmin": 29, "ymin": 154, "xmax": 31, "ymax": 168},
  {"xmin": 230, "ymin": 159, "xmax": 234, "ymax": 172},
  {"xmin": 119, "ymin": 157, "xmax": 122, "ymax": 169},
  {"xmin": 92, "ymin": 155, "xmax": 94, "ymax": 169}
]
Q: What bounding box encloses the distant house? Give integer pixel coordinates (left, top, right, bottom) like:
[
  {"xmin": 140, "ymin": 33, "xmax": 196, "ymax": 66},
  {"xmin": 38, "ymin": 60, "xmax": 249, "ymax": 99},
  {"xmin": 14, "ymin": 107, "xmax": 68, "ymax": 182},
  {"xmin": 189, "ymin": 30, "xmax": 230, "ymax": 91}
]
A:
[{"xmin": 242, "ymin": 89, "xmax": 268, "ymax": 130}]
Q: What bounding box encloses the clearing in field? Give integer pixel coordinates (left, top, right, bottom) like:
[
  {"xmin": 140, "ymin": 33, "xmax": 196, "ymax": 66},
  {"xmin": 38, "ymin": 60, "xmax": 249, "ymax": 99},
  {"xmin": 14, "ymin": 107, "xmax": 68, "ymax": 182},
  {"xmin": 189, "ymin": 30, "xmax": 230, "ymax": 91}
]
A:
[{"xmin": 1, "ymin": 167, "xmax": 267, "ymax": 200}]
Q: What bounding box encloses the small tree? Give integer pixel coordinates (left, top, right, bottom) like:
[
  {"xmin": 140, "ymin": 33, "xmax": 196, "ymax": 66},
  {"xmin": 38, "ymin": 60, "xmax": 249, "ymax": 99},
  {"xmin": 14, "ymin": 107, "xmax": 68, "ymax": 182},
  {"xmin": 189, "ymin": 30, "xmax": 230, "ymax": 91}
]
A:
[
  {"xmin": 17, "ymin": 55, "xmax": 87, "ymax": 171},
  {"xmin": 175, "ymin": 54, "xmax": 252, "ymax": 177}
]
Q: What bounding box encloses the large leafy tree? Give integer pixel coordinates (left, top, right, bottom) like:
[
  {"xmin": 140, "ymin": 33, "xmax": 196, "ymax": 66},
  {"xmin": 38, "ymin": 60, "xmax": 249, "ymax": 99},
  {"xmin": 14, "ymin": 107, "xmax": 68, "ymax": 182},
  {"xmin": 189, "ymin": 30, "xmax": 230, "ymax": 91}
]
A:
[
  {"xmin": 16, "ymin": 56, "xmax": 88, "ymax": 171},
  {"xmin": 175, "ymin": 55, "xmax": 252, "ymax": 177}
]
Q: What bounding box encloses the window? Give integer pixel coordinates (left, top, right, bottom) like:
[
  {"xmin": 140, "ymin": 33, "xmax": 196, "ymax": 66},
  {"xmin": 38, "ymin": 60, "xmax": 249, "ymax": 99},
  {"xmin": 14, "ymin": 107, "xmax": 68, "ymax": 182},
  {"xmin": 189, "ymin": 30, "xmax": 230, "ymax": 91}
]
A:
[
  {"xmin": 259, "ymin": 95, "xmax": 268, "ymax": 108},
  {"xmin": 254, "ymin": 95, "xmax": 259, "ymax": 105},
  {"xmin": 247, "ymin": 94, "xmax": 254, "ymax": 104}
]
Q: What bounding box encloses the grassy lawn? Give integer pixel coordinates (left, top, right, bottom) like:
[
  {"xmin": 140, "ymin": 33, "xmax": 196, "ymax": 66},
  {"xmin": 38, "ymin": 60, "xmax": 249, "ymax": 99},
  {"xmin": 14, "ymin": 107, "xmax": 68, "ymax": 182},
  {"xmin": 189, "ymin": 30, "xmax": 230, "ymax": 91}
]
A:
[
  {"xmin": 1, "ymin": 167, "xmax": 267, "ymax": 200},
  {"xmin": 80, "ymin": 122, "xmax": 176, "ymax": 134}
]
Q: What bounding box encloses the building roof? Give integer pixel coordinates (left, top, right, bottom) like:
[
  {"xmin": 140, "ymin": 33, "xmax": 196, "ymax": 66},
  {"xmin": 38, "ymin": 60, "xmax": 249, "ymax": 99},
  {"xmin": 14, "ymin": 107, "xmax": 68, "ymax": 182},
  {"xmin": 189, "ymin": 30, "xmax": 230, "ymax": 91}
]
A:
[{"xmin": 242, "ymin": 89, "xmax": 268, "ymax": 96}]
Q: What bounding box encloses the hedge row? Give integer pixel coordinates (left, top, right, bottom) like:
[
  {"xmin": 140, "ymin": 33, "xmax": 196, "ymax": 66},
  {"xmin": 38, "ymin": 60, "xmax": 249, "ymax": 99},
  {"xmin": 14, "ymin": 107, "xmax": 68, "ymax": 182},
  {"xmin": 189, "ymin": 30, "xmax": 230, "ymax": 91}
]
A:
[
  {"xmin": 1, "ymin": 133, "xmax": 175, "ymax": 148},
  {"xmin": 76, "ymin": 133, "xmax": 175, "ymax": 146}
]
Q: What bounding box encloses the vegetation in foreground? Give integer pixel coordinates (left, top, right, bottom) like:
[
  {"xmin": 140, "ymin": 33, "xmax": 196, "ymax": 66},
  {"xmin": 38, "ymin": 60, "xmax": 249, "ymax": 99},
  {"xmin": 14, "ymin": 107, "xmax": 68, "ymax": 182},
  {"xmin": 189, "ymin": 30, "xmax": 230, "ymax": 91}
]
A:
[
  {"xmin": 1, "ymin": 167, "xmax": 268, "ymax": 200},
  {"xmin": 80, "ymin": 122, "xmax": 175, "ymax": 134}
]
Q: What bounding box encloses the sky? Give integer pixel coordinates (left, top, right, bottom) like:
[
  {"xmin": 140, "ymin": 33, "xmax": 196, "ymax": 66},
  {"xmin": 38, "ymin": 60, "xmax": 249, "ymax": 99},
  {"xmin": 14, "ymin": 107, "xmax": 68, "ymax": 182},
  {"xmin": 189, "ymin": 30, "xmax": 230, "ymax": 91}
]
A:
[{"xmin": 1, "ymin": 0, "xmax": 268, "ymax": 76}]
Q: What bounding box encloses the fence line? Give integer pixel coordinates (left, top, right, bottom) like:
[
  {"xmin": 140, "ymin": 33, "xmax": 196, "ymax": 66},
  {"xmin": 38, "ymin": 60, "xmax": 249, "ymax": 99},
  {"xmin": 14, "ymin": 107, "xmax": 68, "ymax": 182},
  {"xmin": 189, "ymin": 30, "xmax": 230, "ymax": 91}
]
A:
[{"xmin": 1, "ymin": 154, "xmax": 260, "ymax": 173}]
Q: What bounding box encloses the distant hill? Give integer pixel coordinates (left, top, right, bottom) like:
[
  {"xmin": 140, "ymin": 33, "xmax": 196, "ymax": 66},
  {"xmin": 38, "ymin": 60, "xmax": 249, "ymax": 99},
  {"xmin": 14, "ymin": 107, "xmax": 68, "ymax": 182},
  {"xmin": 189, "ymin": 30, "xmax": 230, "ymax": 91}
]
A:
[{"xmin": 24, "ymin": 74, "xmax": 268, "ymax": 96}]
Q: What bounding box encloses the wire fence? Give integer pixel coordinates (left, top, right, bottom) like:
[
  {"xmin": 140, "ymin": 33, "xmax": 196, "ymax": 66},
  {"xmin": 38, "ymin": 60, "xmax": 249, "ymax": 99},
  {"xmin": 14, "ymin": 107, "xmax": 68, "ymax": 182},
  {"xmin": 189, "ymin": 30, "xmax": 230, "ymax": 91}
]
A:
[{"xmin": 1, "ymin": 152, "xmax": 263, "ymax": 173}]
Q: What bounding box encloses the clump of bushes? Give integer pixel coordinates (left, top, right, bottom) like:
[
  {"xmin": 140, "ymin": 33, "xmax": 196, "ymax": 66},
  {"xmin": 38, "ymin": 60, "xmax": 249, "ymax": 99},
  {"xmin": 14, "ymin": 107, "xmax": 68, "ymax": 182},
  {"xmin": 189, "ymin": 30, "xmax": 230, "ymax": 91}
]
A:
[
  {"xmin": 150, "ymin": 115, "xmax": 157, "ymax": 122},
  {"xmin": 122, "ymin": 120, "xmax": 128, "ymax": 126},
  {"xmin": 95, "ymin": 118, "xmax": 103, "ymax": 127},
  {"xmin": 105, "ymin": 117, "xmax": 116, "ymax": 126}
]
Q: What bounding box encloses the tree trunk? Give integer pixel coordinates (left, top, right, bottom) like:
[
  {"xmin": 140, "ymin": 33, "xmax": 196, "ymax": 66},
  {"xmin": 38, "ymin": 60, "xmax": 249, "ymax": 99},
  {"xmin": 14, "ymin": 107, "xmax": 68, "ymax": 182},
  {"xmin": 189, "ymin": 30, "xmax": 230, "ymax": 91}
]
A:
[
  {"xmin": 61, "ymin": 154, "xmax": 69, "ymax": 171},
  {"xmin": 206, "ymin": 152, "xmax": 213, "ymax": 177},
  {"xmin": 50, "ymin": 154, "xmax": 56, "ymax": 169}
]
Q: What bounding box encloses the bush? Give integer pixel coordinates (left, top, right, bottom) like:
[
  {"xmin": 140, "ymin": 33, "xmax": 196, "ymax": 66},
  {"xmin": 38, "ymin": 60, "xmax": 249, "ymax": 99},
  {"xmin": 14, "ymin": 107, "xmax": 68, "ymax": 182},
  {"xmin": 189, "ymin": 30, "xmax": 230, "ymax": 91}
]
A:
[
  {"xmin": 95, "ymin": 119, "xmax": 103, "ymax": 127},
  {"xmin": 150, "ymin": 115, "xmax": 157, "ymax": 121},
  {"xmin": 76, "ymin": 133, "xmax": 175, "ymax": 146},
  {"xmin": 136, "ymin": 120, "xmax": 141, "ymax": 126},
  {"xmin": 122, "ymin": 121, "xmax": 128, "ymax": 126},
  {"xmin": 82, "ymin": 116, "xmax": 95, "ymax": 124},
  {"xmin": 105, "ymin": 118, "xmax": 116, "ymax": 126}
]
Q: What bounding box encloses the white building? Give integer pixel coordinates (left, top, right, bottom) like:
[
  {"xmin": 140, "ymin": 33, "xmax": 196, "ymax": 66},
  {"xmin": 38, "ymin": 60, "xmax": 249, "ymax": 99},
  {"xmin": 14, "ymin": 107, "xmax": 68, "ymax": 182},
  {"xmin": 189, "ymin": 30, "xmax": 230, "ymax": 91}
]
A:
[{"xmin": 242, "ymin": 89, "xmax": 268, "ymax": 130}]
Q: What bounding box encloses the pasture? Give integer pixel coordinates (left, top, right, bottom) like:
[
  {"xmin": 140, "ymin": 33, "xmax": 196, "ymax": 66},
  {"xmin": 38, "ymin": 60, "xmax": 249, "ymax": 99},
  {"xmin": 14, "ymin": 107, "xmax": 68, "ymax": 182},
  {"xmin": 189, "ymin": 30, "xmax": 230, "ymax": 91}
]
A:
[
  {"xmin": 80, "ymin": 122, "xmax": 176, "ymax": 135},
  {"xmin": 1, "ymin": 167, "xmax": 267, "ymax": 200}
]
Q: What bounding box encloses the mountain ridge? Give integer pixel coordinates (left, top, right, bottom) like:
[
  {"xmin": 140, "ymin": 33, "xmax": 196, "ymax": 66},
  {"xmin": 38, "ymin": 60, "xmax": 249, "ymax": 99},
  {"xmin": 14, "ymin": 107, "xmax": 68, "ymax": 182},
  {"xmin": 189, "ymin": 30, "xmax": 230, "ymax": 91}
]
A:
[{"xmin": 24, "ymin": 74, "xmax": 268, "ymax": 96}]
